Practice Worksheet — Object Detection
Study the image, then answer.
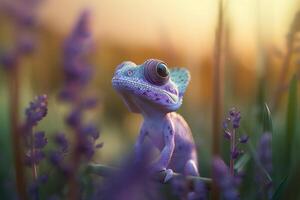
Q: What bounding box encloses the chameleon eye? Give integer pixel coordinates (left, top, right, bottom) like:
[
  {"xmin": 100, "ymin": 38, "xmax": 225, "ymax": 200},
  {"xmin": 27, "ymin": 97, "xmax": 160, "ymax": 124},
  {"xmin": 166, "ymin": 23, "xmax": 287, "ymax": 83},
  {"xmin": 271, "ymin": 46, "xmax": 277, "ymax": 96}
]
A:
[
  {"xmin": 156, "ymin": 63, "xmax": 169, "ymax": 78},
  {"xmin": 144, "ymin": 59, "xmax": 169, "ymax": 85}
]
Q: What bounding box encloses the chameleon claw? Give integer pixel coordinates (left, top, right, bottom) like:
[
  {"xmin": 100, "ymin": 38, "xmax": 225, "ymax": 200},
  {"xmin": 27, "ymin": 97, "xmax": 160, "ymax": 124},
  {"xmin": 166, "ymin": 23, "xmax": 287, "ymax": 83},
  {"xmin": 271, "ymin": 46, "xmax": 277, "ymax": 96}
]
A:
[{"xmin": 164, "ymin": 169, "xmax": 174, "ymax": 183}]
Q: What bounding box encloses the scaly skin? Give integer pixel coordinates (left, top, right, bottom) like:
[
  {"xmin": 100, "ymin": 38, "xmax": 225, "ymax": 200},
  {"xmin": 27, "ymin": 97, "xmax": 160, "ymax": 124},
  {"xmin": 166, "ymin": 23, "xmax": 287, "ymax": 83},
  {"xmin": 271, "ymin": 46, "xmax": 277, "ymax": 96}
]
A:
[{"xmin": 112, "ymin": 59, "xmax": 199, "ymax": 182}]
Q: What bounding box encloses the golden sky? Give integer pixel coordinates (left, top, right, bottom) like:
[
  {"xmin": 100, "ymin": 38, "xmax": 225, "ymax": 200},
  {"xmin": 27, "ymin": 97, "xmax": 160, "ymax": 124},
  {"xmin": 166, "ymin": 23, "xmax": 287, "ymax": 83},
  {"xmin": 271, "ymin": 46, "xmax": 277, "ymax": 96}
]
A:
[{"xmin": 40, "ymin": 0, "xmax": 298, "ymax": 59}]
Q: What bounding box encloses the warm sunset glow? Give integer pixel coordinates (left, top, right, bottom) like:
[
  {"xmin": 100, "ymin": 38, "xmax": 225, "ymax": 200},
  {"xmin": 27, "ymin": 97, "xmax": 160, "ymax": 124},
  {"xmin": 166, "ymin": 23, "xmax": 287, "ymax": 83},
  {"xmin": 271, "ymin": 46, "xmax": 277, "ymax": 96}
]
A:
[
  {"xmin": 40, "ymin": 0, "xmax": 297, "ymax": 60},
  {"xmin": 42, "ymin": 0, "xmax": 296, "ymax": 61}
]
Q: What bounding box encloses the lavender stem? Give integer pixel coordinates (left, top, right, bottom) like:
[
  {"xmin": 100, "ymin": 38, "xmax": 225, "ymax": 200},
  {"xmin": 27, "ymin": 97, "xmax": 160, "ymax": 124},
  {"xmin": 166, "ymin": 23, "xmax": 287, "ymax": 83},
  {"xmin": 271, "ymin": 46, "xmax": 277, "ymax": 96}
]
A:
[
  {"xmin": 9, "ymin": 66, "xmax": 27, "ymax": 200},
  {"xmin": 230, "ymin": 129, "xmax": 235, "ymax": 176},
  {"xmin": 30, "ymin": 128, "xmax": 38, "ymax": 180}
]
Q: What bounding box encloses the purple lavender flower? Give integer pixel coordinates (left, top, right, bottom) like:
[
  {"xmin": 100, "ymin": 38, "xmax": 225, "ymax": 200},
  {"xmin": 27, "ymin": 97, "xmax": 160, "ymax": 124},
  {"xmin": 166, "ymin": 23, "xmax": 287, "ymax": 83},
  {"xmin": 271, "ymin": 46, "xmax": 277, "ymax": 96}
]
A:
[
  {"xmin": 24, "ymin": 150, "xmax": 45, "ymax": 166},
  {"xmin": 60, "ymin": 10, "xmax": 93, "ymax": 101},
  {"xmin": 233, "ymin": 171, "xmax": 245, "ymax": 186},
  {"xmin": 49, "ymin": 151, "xmax": 71, "ymax": 178},
  {"xmin": 224, "ymin": 130, "xmax": 231, "ymax": 140},
  {"xmin": 23, "ymin": 95, "xmax": 48, "ymax": 164},
  {"xmin": 25, "ymin": 94, "xmax": 48, "ymax": 128},
  {"xmin": 58, "ymin": 10, "xmax": 101, "ymax": 162},
  {"xmin": 0, "ymin": 0, "xmax": 42, "ymax": 70},
  {"xmin": 258, "ymin": 133, "xmax": 272, "ymax": 173},
  {"xmin": 223, "ymin": 108, "xmax": 248, "ymax": 176},
  {"xmin": 23, "ymin": 95, "xmax": 48, "ymax": 139},
  {"xmin": 49, "ymin": 151, "xmax": 63, "ymax": 166},
  {"xmin": 28, "ymin": 173, "xmax": 49, "ymax": 200},
  {"xmin": 80, "ymin": 124, "xmax": 100, "ymax": 140},
  {"xmin": 54, "ymin": 132, "xmax": 69, "ymax": 153},
  {"xmin": 187, "ymin": 180, "xmax": 207, "ymax": 200},
  {"xmin": 56, "ymin": 10, "xmax": 101, "ymax": 198},
  {"xmin": 97, "ymin": 150, "xmax": 162, "ymax": 200},
  {"xmin": 22, "ymin": 95, "xmax": 49, "ymax": 199},
  {"xmin": 65, "ymin": 108, "xmax": 82, "ymax": 127},
  {"xmin": 171, "ymin": 176, "xmax": 207, "ymax": 200},
  {"xmin": 23, "ymin": 95, "xmax": 47, "ymax": 137},
  {"xmin": 171, "ymin": 176, "xmax": 187, "ymax": 199},
  {"xmin": 224, "ymin": 108, "xmax": 241, "ymax": 130},
  {"xmin": 231, "ymin": 147, "xmax": 240, "ymax": 159},
  {"xmin": 34, "ymin": 131, "xmax": 48, "ymax": 149},
  {"xmin": 229, "ymin": 109, "xmax": 241, "ymax": 129},
  {"xmin": 213, "ymin": 157, "xmax": 239, "ymax": 200},
  {"xmin": 48, "ymin": 133, "xmax": 69, "ymax": 174},
  {"xmin": 0, "ymin": 0, "xmax": 40, "ymax": 28},
  {"xmin": 256, "ymin": 133, "xmax": 272, "ymax": 198},
  {"xmin": 58, "ymin": 9, "xmax": 99, "ymax": 152},
  {"xmin": 239, "ymin": 135, "xmax": 249, "ymax": 144},
  {"xmin": 76, "ymin": 135, "xmax": 95, "ymax": 160}
]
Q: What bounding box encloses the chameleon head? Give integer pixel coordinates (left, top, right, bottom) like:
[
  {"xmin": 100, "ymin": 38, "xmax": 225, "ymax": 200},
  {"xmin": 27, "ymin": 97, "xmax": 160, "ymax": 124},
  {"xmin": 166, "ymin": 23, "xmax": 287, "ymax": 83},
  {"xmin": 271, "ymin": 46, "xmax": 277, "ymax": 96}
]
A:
[{"xmin": 112, "ymin": 59, "xmax": 191, "ymax": 113}]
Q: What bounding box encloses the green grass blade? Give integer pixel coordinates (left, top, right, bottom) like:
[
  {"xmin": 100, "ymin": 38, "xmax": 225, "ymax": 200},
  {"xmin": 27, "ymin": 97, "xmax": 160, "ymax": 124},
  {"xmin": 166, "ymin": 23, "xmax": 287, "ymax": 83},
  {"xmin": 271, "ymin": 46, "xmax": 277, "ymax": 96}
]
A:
[
  {"xmin": 263, "ymin": 103, "xmax": 273, "ymax": 133},
  {"xmin": 271, "ymin": 175, "xmax": 289, "ymax": 200},
  {"xmin": 285, "ymin": 75, "xmax": 298, "ymax": 166},
  {"xmin": 256, "ymin": 77, "xmax": 266, "ymax": 124},
  {"xmin": 234, "ymin": 153, "xmax": 250, "ymax": 173}
]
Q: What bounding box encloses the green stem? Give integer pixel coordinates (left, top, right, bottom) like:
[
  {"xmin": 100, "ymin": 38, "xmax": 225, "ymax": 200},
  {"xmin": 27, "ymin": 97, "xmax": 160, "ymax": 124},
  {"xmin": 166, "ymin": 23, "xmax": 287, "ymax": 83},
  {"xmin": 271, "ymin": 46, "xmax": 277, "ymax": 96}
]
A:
[{"xmin": 86, "ymin": 164, "xmax": 212, "ymax": 188}]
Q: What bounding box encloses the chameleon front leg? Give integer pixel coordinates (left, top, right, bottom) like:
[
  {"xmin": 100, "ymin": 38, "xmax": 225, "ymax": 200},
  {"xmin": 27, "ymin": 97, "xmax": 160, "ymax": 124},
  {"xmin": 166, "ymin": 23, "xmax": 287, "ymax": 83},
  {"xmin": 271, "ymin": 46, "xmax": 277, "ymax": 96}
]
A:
[{"xmin": 152, "ymin": 119, "xmax": 175, "ymax": 182}]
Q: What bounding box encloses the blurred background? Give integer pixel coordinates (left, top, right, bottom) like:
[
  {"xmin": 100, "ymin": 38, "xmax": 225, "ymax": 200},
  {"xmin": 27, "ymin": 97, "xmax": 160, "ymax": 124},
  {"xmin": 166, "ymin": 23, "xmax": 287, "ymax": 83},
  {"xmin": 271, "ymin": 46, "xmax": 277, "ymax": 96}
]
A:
[{"xmin": 0, "ymin": 0, "xmax": 299, "ymax": 190}]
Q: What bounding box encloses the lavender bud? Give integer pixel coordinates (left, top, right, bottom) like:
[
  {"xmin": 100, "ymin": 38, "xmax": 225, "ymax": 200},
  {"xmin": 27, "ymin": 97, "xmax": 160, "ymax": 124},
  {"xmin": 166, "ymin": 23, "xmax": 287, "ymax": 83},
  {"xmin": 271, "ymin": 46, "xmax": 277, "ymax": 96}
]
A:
[
  {"xmin": 25, "ymin": 95, "xmax": 48, "ymax": 127},
  {"xmin": 34, "ymin": 131, "xmax": 47, "ymax": 149},
  {"xmin": 80, "ymin": 124, "xmax": 100, "ymax": 139},
  {"xmin": 49, "ymin": 151, "xmax": 63, "ymax": 166},
  {"xmin": 65, "ymin": 109, "xmax": 81, "ymax": 127},
  {"xmin": 77, "ymin": 138, "xmax": 95, "ymax": 159},
  {"xmin": 223, "ymin": 121, "xmax": 229, "ymax": 129},
  {"xmin": 239, "ymin": 135, "xmax": 249, "ymax": 144},
  {"xmin": 231, "ymin": 148, "xmax": 240, "ymax": 160},
  {"xmin": 25, "ymin": 151, "xmax": 45, "ymax": 166},
  {"xmin": 224, "ymin": 130, "xmax": 231, "ymax": 140},
  {"xmin": 228, "ymin": 108, "xmax": 241, "ymax": 129},
  {"xmin": 54, "ymin": 133, "xmax": 69, "ymax": 153}
]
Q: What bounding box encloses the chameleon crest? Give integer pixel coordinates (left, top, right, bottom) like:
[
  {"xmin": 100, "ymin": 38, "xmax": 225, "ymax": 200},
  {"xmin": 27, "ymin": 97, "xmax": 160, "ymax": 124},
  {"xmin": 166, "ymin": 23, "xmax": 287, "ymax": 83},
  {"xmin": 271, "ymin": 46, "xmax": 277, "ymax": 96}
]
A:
[{"xmin": 170, "ymin": 68, "xmax": 190, "ymax": 97}]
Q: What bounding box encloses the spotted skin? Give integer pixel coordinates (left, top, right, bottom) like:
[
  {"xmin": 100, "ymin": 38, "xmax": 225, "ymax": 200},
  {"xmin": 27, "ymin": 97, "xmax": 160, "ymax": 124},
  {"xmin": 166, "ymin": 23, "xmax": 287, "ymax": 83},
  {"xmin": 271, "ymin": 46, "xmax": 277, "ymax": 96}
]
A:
[{"xmin": 112, "ymin": 59, "xmax": 199, "ymax": 181}]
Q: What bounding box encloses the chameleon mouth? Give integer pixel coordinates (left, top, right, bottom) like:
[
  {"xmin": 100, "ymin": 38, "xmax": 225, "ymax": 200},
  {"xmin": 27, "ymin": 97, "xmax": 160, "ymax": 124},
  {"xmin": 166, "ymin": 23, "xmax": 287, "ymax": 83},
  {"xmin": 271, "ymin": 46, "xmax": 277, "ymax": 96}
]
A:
[{"xmin": 112, "ymin": 77, "xmax": 179, "ymax": 104}]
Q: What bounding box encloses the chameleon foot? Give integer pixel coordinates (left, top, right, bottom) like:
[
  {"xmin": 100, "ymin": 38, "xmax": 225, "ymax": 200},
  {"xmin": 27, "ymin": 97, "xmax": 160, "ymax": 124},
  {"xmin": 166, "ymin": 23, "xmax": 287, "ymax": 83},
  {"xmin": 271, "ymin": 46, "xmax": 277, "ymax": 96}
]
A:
[{"xmin": 164, "ymin": 168, "xmax": 174, "ymax": 183}]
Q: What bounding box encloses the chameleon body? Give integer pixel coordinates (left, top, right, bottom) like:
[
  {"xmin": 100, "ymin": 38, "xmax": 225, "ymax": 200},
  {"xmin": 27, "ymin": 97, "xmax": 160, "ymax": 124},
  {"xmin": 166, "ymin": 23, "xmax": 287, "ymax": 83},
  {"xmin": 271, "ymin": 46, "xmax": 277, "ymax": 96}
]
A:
[{"xmin": 112, "ymin": 59, "xmax": 199, "ymax": 181}]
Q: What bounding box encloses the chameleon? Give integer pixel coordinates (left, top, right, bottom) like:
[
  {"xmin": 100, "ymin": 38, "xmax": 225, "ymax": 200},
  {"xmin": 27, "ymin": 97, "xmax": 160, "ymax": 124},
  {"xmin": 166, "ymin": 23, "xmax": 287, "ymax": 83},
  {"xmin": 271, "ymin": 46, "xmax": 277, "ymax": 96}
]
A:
[{"xmin": 112, "ymin": 58, "xmax": 199, "ymax": 183}]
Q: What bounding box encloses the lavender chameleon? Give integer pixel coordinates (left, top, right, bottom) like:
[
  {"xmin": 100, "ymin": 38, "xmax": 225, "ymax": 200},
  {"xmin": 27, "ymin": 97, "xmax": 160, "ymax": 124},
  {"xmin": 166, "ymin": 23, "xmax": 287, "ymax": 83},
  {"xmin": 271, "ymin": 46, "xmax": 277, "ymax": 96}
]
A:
[{"xmin": 112, "ymin": 59, "xmax": 199, "ymax": 183}]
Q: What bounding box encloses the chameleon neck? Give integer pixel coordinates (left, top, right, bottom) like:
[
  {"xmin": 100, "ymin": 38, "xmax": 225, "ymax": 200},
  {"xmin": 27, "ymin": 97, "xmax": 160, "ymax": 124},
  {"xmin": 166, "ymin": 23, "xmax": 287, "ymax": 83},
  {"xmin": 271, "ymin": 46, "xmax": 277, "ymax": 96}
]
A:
[{"xmin": 132, "ymin": 96, "xmax": 168, "ymax": 121}]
